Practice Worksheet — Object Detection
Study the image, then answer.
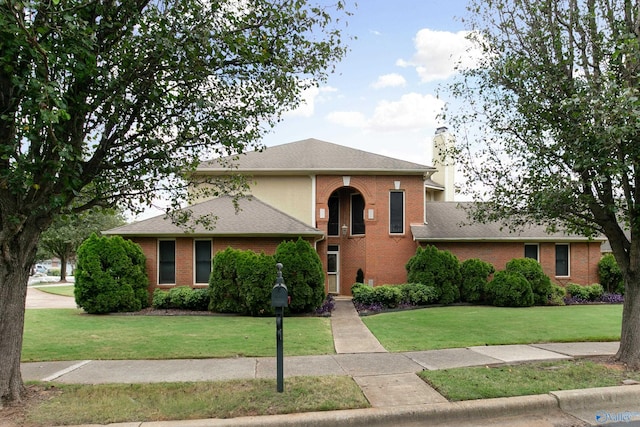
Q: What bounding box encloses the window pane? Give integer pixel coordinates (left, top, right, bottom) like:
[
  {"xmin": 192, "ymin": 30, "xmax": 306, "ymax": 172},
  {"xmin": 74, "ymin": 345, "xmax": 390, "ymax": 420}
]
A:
[
  {"xmin": 195, "ymin": 240, "xmax": 212, "ymax": 284},
  {"xmin": 389, "ymin": 191, "xmax": 404, "ymax": 234},
  {"xmin": 328, "ymin": 196, "xmax": 339, "ymax": 236},
  {"xmin": 327, "ymin": 254, "xmax": 337, "ymax": 273},
  {"xmin": 556, "ymin": 244, "xmax": 569, "ymax": 276},
  {"xmin": 159, "ymin": 240, "xmax": 176, "ymax": 284},
  {"xmin": 351, "ymin": 194, "xmax": 365, "ymax": 235},
  {"xmin": 524, "ymin": 244, "xmax": 538, "ymax": 261}
]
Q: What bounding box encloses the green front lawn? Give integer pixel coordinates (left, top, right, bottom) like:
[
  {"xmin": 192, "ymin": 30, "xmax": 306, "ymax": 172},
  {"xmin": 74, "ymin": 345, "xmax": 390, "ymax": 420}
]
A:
[
  {"xmin": 420, "ymin": 359, "xmax": 640, "ymax": 401},
  {"xmin": 362, "ymin": 305, "xmax": 622, "ymax": 352},
  {"xmin": 23, "ymin": 309, "xmax": 334, "ymax": 362},
  {"xmin": 24, "ymin": 377, "xmax": 369, "ymax": 426}
]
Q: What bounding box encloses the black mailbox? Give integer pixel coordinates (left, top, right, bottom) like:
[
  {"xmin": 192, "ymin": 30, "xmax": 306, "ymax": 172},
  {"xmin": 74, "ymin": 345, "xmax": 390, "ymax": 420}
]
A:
[{"xmin": 271, "ymin": 283, "xmax": 289, "ymax": 308}]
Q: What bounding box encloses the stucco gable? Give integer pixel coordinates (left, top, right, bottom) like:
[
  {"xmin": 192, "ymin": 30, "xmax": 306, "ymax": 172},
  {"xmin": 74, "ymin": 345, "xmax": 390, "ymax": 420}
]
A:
[
  {"xmin": 198, "ymin": 138, "xmax": 435, "ymax": 175},
  {"xmin": 104, "ymin": 196, "xmax": 323, "ymax": 237}
]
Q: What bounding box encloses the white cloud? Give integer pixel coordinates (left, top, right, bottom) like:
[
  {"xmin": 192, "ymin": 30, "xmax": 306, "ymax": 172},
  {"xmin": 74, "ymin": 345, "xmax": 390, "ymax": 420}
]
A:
[
  {"xmin": 398, "ymin": 29, "xmax": 484, "ymax": 82},
  {"xmin": 326, "ymin": 92, "xmax": 444, "ymax": 132},
  {"xmin": 369, "ymin": 92, "xmax": 444, "ymax": 131},
  {"xmin": 371, "ymin": 73, "xmax": 407, "ymax": 89}
]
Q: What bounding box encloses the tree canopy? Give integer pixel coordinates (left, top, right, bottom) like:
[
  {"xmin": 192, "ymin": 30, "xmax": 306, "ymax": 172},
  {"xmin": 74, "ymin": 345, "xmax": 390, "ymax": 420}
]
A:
[
  {"xmin": 0, "ymin": 0, "xmax": 351, "ymax": 404},
  {"xmin": 37, "ymin": 208, "xmax": 125, "ymax": 280},
  {"xmin": 449, "ymin": 0, "xmax": 640, "ymax": 367}
]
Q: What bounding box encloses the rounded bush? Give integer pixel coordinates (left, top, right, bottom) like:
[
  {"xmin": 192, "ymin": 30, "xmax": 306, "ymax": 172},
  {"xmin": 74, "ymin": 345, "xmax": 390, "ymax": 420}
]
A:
[
  {"xmin": 505, "ymin": 258, "xmax": 553, "ymax": 305},
  {"xmin": 401, "ymin": 283, "xmax": 438, "ymax": 306},
  {"xmin": 152, "ymin": 288, "xmax": 170, "ymax": 309},
  {"xmin": 209, "ymin": 247, "xmax": 276, "ymax": 315},
  {"xmin": 598, "ymin": 254, "xmax": 625, "ymax": 294},
  {"xmin": 406, "ymin": 246, "xmax": 461, "ymax": 304},
  {"xmin": 459, "ymin": 258, "xmax": 495, "ymax": 303},
  {"xmin": 275, "ymin": 238, "xmax": 325, "ymax": 314},
  {"xmin": 352, "ymin": 283, "xmax": 375, "ymax": 305},
  {"xmin": 372, "ymin": 285, "xmax": 404, "ymax": 308},
  {"xmin": 487, "ymin": 270, "xmax": 534, "ymax": 307},
  {"xmin": 74, "ymin": 234, "xmax": 149, "ymax": 314}
]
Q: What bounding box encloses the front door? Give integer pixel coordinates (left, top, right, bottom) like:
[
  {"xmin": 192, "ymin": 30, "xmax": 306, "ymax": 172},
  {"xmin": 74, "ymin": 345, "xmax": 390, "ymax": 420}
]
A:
[{"xmin": 327, "ymin": 245, "xmax": 339, "ymax": 294}]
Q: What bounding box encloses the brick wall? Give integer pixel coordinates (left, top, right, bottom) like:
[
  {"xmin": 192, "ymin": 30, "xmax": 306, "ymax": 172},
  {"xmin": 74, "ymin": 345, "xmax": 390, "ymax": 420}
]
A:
[
  {"xmin": 426, "ymin": 241, "xmax": 602, "ymax": 286},
  {"xmin": 129, "ymin": 236, "xmax": 318, "ymax": 294},
  {"xmin": 316, "ymin": 174, "xmax": 425, "ymax": 294}
]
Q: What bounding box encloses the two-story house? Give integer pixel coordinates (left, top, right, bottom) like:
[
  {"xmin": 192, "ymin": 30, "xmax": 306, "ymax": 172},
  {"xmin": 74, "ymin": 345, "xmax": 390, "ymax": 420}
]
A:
[{"xmin": 105, "ymin": 133, "xmax": 604, "ymax": 296}]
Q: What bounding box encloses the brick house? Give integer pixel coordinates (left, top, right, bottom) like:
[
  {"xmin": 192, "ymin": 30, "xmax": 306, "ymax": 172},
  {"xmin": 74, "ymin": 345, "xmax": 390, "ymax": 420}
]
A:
[{"xmin": 105, "ymin": 134, "xmax": 605, "ymax": 296}]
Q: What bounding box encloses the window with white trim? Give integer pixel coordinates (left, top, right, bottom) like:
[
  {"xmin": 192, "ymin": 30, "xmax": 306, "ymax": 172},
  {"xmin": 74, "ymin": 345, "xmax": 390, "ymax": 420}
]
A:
[
  {"xmin": 194, "ymin": 240, "xmax": 212, "ymax": 284},
  {"xmin": 158, "ymin": 240, "xmax": 176, "ymax": 284},
  {"xmin": 389, "ymin": 191, "xmax": 404, "ymax": 234},
  {"xmin": 555, "ymin": 244, "xmax": 570, "ymax": 277},
  {"xmin": 524, "ymin": 244, "xmax": 539, "ymax": 261}
]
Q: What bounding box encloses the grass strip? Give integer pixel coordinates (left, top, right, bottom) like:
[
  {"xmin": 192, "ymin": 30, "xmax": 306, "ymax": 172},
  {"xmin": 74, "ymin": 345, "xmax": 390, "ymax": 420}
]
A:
[
  {"xmin": 24, "ymin": 376, "xmax": 369, "ymax": 426},
  {"xmin": 419, "ymin": 359, "xmax": 640, "ymax": 401},
  {"xmin": 362, "ymin": 305, "xmax": 622, "ymax": 351},
  {"xmin": 32, "ymin": 285, "xmax": 75, "ymax": 297},
  {"xmin": 23, "ymin": 309, "xmax": 334, "ymax": 361}
]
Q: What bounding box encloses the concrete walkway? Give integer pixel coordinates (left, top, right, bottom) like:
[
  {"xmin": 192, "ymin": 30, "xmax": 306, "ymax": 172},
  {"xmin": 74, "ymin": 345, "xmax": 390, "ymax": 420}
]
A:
[
  {"xmin": 331, "ymin": 297, "xmax": 386, "ymax": 353},
  {"xmin": 21, "ymin": 288, "xmax": 640, "ymax": 426}
]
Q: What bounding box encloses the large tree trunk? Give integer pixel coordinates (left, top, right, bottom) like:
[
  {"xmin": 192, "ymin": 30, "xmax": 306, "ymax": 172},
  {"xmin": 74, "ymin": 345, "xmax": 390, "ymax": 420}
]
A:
[
  {"xmin": 616, "ymin": 274, "xmax": 640, "ymax": 369},
  {"xmin": 0, "ymin": 226, "xmax": 41, "ymax": 406}
]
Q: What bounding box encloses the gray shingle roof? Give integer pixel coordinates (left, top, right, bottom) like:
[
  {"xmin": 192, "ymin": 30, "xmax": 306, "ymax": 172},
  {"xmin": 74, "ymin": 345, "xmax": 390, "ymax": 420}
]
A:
[
  {"xmin": 104, "ymin": 196, "xmax": 323, "ymax": 237},
  {"xmin": 411, "ymin": 202, "xmax": 605, "ymax": 242},
  {"xmin": 198, "ymin": 138, "xmax": 435, "ymax": 175}
]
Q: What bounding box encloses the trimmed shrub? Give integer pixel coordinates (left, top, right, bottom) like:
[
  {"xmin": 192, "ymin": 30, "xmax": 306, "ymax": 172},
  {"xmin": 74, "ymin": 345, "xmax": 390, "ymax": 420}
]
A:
[
  {"xmin": 401, "ymin": 283, "xmax": 438, "ymax": 306},
  {"xmin": 237, "ymin": 250, "xmax": 277, "ymax": 316},
  {"xmin": 598, "ymin": 254, "xmax": 625, "ymax": 294},
  {"xmin": 459, "ymin": 258, "xmax": 495, "ymax": 303},
  {"xmin": 373, "ymin": 285, "xmax": 404, "ymax": 308},
  {"xmin": 352, "ymin": 283, "xmax": 375, "ymax": 305},
  {"xmin": 406, "ymin": 245, "xmax": 461, "ymax": 305},
  {"xmin": 152, "ymin": 288, "xmax": 170, "ymax": 309},
  {"xmin": 153, "ymin": 287, "xmax": 210, "ymax": 311},
  {"xmin": 275, "ymin": 238, "xmax": 325, "ymax": 314},
  {"xmin": 505, "ymin": 258, "xmax": 553, "ymax": 305},
  {"xmin": 185, "ymin": 288, "xmax": 210, "ymax": 311},
  {"xmin": 74, "ymin": 234, "xmax": 149, "ymax": 314},
  {"xmin": 549, "ymin": 284, "xmax": 566, "ymax": 306},
  {"xmin": 168, "ymin": 286, "xmax": 193, "ymax": 308},
  {"xmin": 566, "ymin": 283, "xmax": 604, "ymax": 302},
  {"xmin": 486, "ymin": 270, "xmax": 534, "ymax": 307},
  {"xmin": 209, "ymin": 247, "xmax": 245, "ymax": 314},
  {"xmin": 209, "ymin": 247, "xmax": 276, "ymax": 316}
]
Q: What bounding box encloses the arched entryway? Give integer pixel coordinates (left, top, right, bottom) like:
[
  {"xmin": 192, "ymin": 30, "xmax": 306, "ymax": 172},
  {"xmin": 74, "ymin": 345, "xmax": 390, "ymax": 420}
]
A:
[{"xmin": 323, "ymin": 187, "xmax": 367, "ymax": 295}]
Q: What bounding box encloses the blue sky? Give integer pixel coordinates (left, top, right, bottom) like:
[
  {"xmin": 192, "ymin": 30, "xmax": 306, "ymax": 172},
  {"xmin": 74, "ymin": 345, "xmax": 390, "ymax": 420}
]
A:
[{"xmin": 262, "ymin": 0, "xmax": 479, "ymax": 166}]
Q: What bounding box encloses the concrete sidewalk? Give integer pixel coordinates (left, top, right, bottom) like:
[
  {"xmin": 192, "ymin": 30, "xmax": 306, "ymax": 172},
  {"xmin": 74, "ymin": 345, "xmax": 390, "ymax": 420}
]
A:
[{"xmin": 21, "ymin": 290, "xmax": 640, "ymax": 426}]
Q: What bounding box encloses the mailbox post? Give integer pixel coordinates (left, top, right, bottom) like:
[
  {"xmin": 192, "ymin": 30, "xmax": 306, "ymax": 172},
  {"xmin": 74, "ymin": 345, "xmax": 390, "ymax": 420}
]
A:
[{"xmin": 271, "ymin": 263, "xmax": 288, "ymax": 393}]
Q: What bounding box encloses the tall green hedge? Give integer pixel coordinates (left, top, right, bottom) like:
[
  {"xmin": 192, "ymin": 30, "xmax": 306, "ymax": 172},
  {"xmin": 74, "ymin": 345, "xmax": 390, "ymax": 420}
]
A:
[
  {"xmin": 505, "ymin": 258, "xmax": 553, "ymax": 305},
  {"xmin": 209, "ymin": 239, "xmax": 324, "ymax": 315},
  {"xmin": 208, "ymin": 247, "xmax": 277, "ymax": 316},
  {"xmin": 275, "ymin": 238, "xmax": 325, "ymax": 314},
  {"xmin": 405, "ymin": 245, "xmax": 461, "ymax": 304},
  {"xmin": 459, "ymin": 258, "xmax": 495, "ymax": 303},
  {"xmin": 598, "ymin": 253, "xmax": 624, "ymax": 294},
  {"xmin": 74, "ymin": 234, "xmax": 149, "ymax": 314}
]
